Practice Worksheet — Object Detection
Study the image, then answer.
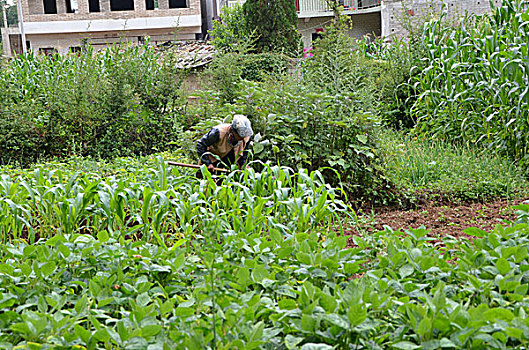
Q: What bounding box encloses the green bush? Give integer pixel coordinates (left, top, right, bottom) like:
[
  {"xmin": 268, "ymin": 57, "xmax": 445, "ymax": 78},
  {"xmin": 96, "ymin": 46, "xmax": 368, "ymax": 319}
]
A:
[
  {"xmin": 0, "ymin": 43, "xmax": 185, "ymax": 165},
  {"xmin": 201, "ymin": 77, "xmax": 384, "ymax": 201},
  {"xmin": 209, "ymin": 4, "xmax": 257, "ymax": 54},
  {"xmin": 205, "ymin": 52, "xmax": 289, "ymax": 104},
  {"xmin": 0, "ymin": 115, "xmax": 42, "ymax": 166},
  {"xmin": 243, "ymin": 0, "xmax": 302, "ymax": 56},
  {"xmin": 238, "ymin": 53, "xmax": 289, "ymax": 82}
]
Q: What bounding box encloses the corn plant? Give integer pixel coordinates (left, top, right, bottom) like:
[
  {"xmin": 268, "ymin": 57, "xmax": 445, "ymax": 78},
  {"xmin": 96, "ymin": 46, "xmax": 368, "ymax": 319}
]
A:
[{"xmin": 412, "ymin": 0, "xmax": 529, "ymax": 166}]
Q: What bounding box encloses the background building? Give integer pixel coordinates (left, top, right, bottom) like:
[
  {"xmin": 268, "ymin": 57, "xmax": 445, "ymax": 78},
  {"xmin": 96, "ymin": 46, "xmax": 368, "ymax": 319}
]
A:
[
  {"xmin": 3, "ymin": 0, "xmax": 202, "ymax": 55},
  {"xmin": 0, "ymin": 0, "xmax": 508, "ymax": 56}
]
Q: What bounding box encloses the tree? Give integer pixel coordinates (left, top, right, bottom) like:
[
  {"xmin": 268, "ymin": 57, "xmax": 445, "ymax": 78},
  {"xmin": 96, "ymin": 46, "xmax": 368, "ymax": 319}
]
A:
[
  {"xmin": 324, "ymin": 0, "xmax": 341, "ymax": 23},
  {"xmin": 209, "ymin": 4, "xmax": 257, "ymax": 54},
  {"xmin": 243, "ymin": 0, "xmax": 301, "ymax": 56},
  {"xmin": 0, "ymin": 2, "xmax": 18, "ymax": 27}
]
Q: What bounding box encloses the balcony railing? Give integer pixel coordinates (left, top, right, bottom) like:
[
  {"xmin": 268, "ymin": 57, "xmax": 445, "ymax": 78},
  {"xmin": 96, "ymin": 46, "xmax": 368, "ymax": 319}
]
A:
[
  {"xmin": 295, "ymin": 0, "xmax": 380, "ymax": 15},
  {"xmin": 222, "ymin": 0, "xmax": 381, "ymax": 16}
]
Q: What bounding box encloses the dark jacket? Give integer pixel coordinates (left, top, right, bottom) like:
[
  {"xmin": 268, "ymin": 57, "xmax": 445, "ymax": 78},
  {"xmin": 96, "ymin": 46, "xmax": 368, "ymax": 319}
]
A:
[{"xmin": 196, "ymin": 124, "xmax": 251, "ymax": 168}]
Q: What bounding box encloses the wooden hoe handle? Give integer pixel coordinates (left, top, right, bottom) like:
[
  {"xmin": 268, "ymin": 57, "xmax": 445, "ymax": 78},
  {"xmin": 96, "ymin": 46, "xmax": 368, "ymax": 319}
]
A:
[{"xmin": 167, "ymin": 161, "xmax": 229, "ymax": 173}]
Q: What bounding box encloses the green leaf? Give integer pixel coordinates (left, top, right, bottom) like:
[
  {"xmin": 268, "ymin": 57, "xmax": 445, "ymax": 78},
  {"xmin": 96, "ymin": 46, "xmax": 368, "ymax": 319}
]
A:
[
  {"xmin": 301, "ymin": 314, "xmax": 316, "ymax": 332},
  {"xmin": 347, "ymin": 304, "xmax": 367, "ymax": 326},
  {"xmin": 0, "ymin": 264, "xmax": 14, "ymax": 276},
  {"xmin": 75, "ymin": 294, "xmax": 88, "ymax": 315},
  {"xmin": 506, "ymin": 327, "xmax": 523, "ymax": 340},
  {"xmin": 296, "ymin": 252, "xmax": 312, "ymax": 265},
  {"xmin": 160, "ymin": 300, "xmax": 174, "ymax": 315},
  {"xmin": 41, "ymin": 261, "xmax": 56, "ymax": 277},
  {"xmin": 237, "ymin": 267, "xmax": 250, "ymax": 287},
  {"xmin": 515, "ymin": 246, "xmax": 528, "ymax": 263},
  {"xmin": 323, "ymin": 314, "xmax": 349, "ymax": 329},
  {"xmin": 392, "ymin": 341, "xmax": 421, "ymax": 349},
  {"xmin": 278, "ymin": 299, "xmax": 297, "ymax": 310},
  {"xmin": 417, "ymin": 317, "xmax": 431, "ymax": 338},
  {"xmin": 141, "ymin": 325, "xmax": 162, "ymax": 337},
  {"xmin": 496, "ymin": 258, "xmax": 511, "ymax": 275},
  {"xmin": 97, "ymin": 230, "xmax": 109, "ymax": 242},
  {"xmin": 515, "ymin": 284, "xmax": 528, "ymax": 295},
  {"xmin": 174, "ymin": 307, "xmax": 194, "ymax": 317},
  {"xmin": 318, "ymin": 293, "xmax": 337, "ymax": 313},
  {"xmin": 74, "ymin": 324, "xmax": 91, "ymax": 343},
  {"xmin": 399, "ymin": 264, "xmax": 414, "ymax": 278},
  {"xmin": 439, "ymin": 338, "xmax": 456, "ymax": 348},
  {"xmin": 484, "ymin": 308, "xmax": 514, "ymax": 322},
  {"xmin": 136, "ymin": 292, "xmax": 150, "ymax": 307},
  {"xmin": 93, "ymin": 329, "xmax": 110, "ymax": 342},
  {"xmin": 251, "ymin": 264, "xmax": 269, "ymax": 282},
  {"xmin": 356, "ymin": 134, "xmax": 368, "ymax": 144},
  {"xmin": 254, "ymin": 143, "xmax": 265, "ymax": 154},
  {"xmin": 463, "ymin": 227, "xmax": 487, "ymax": 237},
  {"xmin": 285, "ymin": 335, "xmax": 303, "ymax": 349}
]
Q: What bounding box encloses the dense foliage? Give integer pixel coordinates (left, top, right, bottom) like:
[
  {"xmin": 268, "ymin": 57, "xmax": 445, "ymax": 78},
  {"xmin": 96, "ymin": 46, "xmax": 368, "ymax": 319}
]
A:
[
  {"xmin": 1, "ymin": 160, "xmax": 529, "ymax": 348},
  {"xmin": 243, "ymin": 0, "xmax": 302, "ymax": 56},
  {"xmin": 208, "ymin": 4, "xmax": 256, "ymax": 54},
  {"xmin": 380, "ymin": 129, "xmax": 529, "ymax": 204},
  {"xmin": 412, "ymin": 0, "xmax": 529, "ymax": 165},
  {"xmin": 2, "ymin": 0, "xmax": 529, "ymax": 348},
  {"xmin": 0, "ymin": 3, "xmax": 17, "ymax": 27},
  {"xmin": 0, "ymin": 43, "xmax": 185, "ymax": 165}
]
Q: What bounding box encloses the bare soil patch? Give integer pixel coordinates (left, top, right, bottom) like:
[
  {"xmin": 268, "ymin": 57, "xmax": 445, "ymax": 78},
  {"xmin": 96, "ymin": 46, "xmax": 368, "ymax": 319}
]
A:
[{"xmin": 348, "ymin": 198, "xmax": 527, "ymax": 240}]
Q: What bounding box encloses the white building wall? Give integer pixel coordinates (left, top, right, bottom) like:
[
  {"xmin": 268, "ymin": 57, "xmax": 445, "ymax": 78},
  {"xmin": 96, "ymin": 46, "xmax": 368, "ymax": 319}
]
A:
[
  {"xmin": 298, "ymin": 12, "xmax": 381, "ymax": 47},
  {"xmin": 381, "ymin": 0, "xmax": 503, "ymax": 39},
  {"xmin": 27, "ymin": 26, "xmax": 199, "ymax": 53}
]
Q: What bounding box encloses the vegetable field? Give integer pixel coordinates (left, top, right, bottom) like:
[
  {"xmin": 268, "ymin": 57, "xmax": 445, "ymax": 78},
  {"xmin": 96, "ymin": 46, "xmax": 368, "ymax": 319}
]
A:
[
  {"xmin": 2, "ymin": 0, "xmax": 529, "ymax": 348},
  {"xmin": 1, "ymin": 159, "xmax": 529, "ymax": 349}
]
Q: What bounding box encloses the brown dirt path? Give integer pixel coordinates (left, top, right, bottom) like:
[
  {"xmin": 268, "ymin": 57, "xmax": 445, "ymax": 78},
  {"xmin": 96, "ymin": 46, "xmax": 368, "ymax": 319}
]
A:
[{"xmin": 348, "ymin": 198, "xmax": 527, "ymax": 240}]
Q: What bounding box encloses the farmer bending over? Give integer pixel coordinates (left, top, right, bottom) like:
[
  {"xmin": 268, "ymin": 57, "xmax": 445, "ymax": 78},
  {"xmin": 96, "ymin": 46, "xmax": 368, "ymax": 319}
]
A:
[{"xmin": 196, "ymin": 115, "xmax": 253, "ymax": 173}]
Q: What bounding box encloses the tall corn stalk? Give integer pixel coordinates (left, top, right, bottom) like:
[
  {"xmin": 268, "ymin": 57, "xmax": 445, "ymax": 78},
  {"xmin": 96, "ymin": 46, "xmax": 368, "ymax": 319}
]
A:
[{"xmin": 412, "ymin": 0, "xmax": 529, "ymax": 166}]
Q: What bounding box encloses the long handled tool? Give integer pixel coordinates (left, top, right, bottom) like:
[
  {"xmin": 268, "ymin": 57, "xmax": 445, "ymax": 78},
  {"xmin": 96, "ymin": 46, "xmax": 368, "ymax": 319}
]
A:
[{"xmin": 167, "ymin": 161, "xmax": 229, "ymax": 173}]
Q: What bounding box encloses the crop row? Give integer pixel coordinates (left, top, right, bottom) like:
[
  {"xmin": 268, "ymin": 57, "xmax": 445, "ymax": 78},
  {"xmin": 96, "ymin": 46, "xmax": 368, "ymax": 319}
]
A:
[{"xmin": 1, "ymin": 161, "xmax": 529, "ymax": 348}]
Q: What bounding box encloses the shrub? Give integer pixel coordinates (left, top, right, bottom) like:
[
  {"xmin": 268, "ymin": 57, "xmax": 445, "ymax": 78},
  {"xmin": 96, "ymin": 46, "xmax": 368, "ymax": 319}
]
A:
[
  {"xmin": 204, "ymin": 77, "xmax": 385, "ymax": 202},
  {"xmin": 238, "ymin": 53, "xmax": 289, "ymax": 82},
  {"xmin": 0, "ymin": 115, "xmax": 43, "ymax": 166},
  {"xmin": 209, "ymin": 4, "xmax": 257, "ymax": 54},
  {"xmin": 243, "ymin": 0, "xmax": 302, "ymax": 56},
  {"xmin": 0, "ymin": 42, "xmax": 186, "ymax": 165}
]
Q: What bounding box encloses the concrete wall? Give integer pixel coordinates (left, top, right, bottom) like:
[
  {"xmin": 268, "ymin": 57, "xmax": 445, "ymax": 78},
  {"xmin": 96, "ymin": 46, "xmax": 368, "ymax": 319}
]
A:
[
  {"xmin": 381, "ymin": 0, "xmax": 502, "ymax": 39},
  {"xmin": 21, "ymin": 0, "xmax": 201, "ymax": 22},
  {"xmin": 27, "ymin": 26, "xmax": 198, "ymax": 53},
  {"xmin": 17, "ymin": 0, "xmax": 202, "ymax": 55},
  {"xmin": 298, "ymin": 11, "xmax": 381, "ymax": 47}
]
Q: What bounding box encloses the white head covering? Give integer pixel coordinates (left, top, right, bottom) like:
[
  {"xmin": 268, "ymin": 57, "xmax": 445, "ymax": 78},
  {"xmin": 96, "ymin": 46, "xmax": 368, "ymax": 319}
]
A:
[{"xmin": 232, "ymin": 115, "xmax": 254, "ymax": 138}]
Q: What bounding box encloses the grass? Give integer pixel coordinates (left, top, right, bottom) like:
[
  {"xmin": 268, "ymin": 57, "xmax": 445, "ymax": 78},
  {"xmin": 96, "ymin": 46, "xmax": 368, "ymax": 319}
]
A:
[{"xmin": 378, "ymin": 129, "xmax": 529, "ymax": 204}]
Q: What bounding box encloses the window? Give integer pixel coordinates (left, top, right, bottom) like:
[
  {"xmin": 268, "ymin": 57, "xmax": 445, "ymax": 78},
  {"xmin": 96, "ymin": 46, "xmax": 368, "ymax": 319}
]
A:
[
  {"xmin": 89, "ymin": 0, "xmax": 100, "ymax": 12},
  {"xmin": 146, "ymin": 0, "xmax": 158, "ymax": 10},
  {"xmin": 43, "ymin": 0, "xmax": 57, "ymax": 14},
  {"xmin": 110, "ymin": 0, "xmax": 134, "ymax": 11},
  {"xmin": 39, "ymin": 47, "xmax": 57, "ymax": 56},
  {"xmin": 65, "ymin": 0, "xmax": 78, "ymax": 13},
  {"xmin": 168, "ymin": 0, "xmax": 186, "ymax": 8},
  {"xmin": 312, "ymin": 28, "xmax": 323, "ymax": 42}
]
